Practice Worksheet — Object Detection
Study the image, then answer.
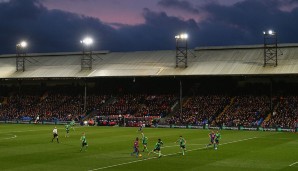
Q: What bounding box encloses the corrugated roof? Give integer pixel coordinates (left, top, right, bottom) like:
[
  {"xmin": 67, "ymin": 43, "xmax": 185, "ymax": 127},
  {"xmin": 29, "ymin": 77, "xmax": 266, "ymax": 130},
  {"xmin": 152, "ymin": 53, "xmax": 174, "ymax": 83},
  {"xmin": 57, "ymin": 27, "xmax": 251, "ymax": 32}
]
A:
[{"xmin": 1, "ymin": 44, "xmax": 298, "ymax": 78}]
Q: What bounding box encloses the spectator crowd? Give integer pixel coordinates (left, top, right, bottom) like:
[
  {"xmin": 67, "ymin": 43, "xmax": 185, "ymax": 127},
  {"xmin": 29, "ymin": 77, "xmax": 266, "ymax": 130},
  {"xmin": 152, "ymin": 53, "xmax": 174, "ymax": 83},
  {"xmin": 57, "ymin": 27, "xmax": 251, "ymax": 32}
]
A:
[{"xmin": 0, "ymin": 85, "xmax": 297, "ymax": 129}]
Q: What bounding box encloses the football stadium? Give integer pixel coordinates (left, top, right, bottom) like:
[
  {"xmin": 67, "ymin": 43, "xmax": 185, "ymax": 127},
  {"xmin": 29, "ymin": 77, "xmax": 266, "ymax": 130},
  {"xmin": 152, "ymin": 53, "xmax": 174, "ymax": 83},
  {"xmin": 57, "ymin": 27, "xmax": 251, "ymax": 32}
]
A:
[{"xmin": 0, "ymin": 41, "xmax": 298, "ymax": 171}]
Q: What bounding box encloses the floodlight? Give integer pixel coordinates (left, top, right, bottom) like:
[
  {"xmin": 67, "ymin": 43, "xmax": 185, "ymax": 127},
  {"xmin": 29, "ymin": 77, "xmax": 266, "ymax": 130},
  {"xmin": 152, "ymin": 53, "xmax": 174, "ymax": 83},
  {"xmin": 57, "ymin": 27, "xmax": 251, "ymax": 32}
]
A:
[
  {"xmin": 268, "ymin": 30, "xmax": 273, "ymax": 35},
  {"xmin": 263, "ymin": 30, "xmax": 275, "ymax": 35},
  {"xmin": 81, "ymin": 37, "xmax": 93, "ymax": 46},
  {"xmin": 20, "ymin": 41, "xmax": 27, "ymax": 48},
  {"xmin": 17, "ymin": 41, "xmax": 27, "ymax": 48},
  {"xmin": 175, "ymin": 33, "xmax": 188, "ymax": 39},
  {"xmin": 181, "ymin": 34, "xmax": 188, "ymax": 39}
]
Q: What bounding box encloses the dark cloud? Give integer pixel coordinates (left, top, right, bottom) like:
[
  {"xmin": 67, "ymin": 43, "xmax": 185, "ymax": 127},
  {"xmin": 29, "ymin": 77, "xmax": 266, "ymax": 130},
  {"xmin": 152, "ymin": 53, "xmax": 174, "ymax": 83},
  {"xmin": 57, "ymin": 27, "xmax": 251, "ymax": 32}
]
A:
[
  {"xmin": 157, "ymin": 0, "xmax": 200, "ymax": 14},
  {"xmin": 0, "ymin": 0, "xmax": 116, "ymax": 53},
  {"xmin": 155, "ymin": 0, "xmax": 298, "ymax": 46},
  {"xmin": 1, "ymin": 0, "xmax": 298, "ymax": 54},
  {"xmin": 197, "ymin": 0, "xmax": 298, "ymax": 46},
  {"xmin": 0, "ymin": 0, "xmax": 200, "ymax": 54},
  {"xmin": 115, "ymin": 8, "xmax": 199, "ymax": 51},
  {"xmin": 277, "ymin": 0, "xmax": 298, "ymax": 6}
]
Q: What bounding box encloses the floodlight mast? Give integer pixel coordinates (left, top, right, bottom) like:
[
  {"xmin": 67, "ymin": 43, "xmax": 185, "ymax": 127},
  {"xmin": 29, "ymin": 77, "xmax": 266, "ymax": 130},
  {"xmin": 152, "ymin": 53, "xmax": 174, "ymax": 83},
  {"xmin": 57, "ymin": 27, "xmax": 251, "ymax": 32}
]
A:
[
  {"xmin": 263, "ymin": 30, "xmax": 278, "ymax": 67},
  {"xmin": 16, "ymin": 41, "xmax": 27, "ymax": 72},
  {"xmin": 81, "ymin": 37, "xmax": 93, "ymax": 70},
  {"xmin": 175, "ymin": 33, "xmax": 188, "ymax": 68}
]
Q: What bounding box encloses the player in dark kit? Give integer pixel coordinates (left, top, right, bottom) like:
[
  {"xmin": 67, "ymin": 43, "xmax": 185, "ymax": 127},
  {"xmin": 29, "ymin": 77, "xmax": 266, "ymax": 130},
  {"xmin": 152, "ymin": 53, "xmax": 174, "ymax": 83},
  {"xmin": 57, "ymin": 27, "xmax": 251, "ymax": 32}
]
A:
[
  {"xmin": 175, "ymin": 135, "xmax": 186, "ymax": 155},
  {"xmin": 148, "ymin": 138, "xmax": 163, "ymax": 158},
  {"xmin": 137, "ymin": 124, "xmax": 143, "ymax": 132},
  {"xmin": 141, "ymin": 133, "xmax": 148, "ymax": 152},
  {"xmin": 65, "ymin": 124, "xmax": 70, "ymax": 137},
  {"xmin": 80, "ymin": 132, "xmax": 88, "ymax": 152},
  {"xmin": 70, "ymin": 119, "xmax": 75, "ymax": 131},
  {"xmin": 214, "ymin": 131, "xmax": 221, "ymax": 150},
  {"xmin": 206, "ymin": 131, "xmax": 215, "ymax": 149},
  {"xmin": 131, "ymin": 137, "xmax": 139, "ymax": 157}
]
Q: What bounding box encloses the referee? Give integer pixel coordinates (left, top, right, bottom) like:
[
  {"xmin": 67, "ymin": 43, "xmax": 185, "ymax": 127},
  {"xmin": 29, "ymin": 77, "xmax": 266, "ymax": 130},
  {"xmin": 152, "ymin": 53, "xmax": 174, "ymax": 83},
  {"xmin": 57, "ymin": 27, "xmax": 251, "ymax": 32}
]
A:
[{"xmin": 51, "ymin": 127, "xmax": 59, "ymax": 143}]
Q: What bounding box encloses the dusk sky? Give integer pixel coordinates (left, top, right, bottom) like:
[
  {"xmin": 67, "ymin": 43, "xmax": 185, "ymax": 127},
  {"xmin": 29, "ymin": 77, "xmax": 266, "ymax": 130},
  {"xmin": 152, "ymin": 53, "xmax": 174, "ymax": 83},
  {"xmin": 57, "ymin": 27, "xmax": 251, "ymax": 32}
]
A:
[{"xmin": 1, "ymin": 0, "xmax": 298, "ymax": 54}]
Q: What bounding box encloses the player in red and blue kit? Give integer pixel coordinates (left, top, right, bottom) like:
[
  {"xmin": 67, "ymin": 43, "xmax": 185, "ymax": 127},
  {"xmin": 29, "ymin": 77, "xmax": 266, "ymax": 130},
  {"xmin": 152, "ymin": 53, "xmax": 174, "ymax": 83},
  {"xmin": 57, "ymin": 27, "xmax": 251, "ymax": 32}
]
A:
[
  {"xmin": 206, "ymin": 131, "xmax": 216, "ymax": 149},
  {"xmin": 131, "ymin": 137, "xmax": 139, "ymax": 157}
]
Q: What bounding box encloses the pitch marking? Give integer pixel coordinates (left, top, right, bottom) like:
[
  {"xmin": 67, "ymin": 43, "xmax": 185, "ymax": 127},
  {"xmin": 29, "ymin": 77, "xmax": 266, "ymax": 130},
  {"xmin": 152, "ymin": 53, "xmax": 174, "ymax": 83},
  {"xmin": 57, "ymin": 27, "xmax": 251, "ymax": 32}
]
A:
[
  {"xmin": 162, "ymin": 143, "xmax": 205, "ymax": 148},
  {"xmin": 289, "ymin": 161, "xmax": 298, "ymax": 167},
  {"xmin": 0, "ymin": 134, "xmax": 17, "ymax": 140},
  {"xmin": 88, "ymin": 137, "xmax": 258, "ymax": 171}
]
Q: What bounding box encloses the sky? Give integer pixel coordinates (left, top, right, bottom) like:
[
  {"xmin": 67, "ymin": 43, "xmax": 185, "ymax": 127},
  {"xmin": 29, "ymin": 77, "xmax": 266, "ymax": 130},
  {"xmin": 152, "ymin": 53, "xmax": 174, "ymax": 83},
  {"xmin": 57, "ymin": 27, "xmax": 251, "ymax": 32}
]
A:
[{"xmin": 1, "ymin": 0, "xmax": 298, "ymax": 54}]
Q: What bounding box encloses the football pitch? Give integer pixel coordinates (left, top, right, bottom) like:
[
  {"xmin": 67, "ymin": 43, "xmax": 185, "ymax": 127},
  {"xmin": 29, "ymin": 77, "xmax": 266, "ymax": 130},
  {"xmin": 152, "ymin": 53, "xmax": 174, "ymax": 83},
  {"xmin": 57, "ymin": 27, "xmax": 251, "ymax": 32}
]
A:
[{"xmin": 0, "ymin": 124, "xmax": 297, "ymax": 171}]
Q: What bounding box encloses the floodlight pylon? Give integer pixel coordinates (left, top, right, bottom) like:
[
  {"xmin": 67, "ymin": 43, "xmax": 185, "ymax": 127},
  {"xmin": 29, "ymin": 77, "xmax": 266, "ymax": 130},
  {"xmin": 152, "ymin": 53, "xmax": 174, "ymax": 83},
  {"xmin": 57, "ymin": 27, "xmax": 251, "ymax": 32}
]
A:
[
  {"xmin": 175, "ymin": 34, "xmax": 188, "ymax": 68},
  {"xmin": 263, "ymin": 31, "xmax": 278, "ymax": 67},
  {"xmin": 81, "ymin": 37, "xmax": 93, "ymax": 70},
  {"xmin": 16, "ymin": 41, "xmax": 27, "ymax": 72}
]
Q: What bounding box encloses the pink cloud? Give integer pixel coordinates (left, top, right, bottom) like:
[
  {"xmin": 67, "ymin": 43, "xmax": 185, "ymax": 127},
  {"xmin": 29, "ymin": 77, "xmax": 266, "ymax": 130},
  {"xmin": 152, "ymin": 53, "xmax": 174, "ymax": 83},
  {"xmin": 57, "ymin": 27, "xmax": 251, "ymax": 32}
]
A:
[
  {"xmin": 42, "ymin": 0, "xmax": 243, "ymax": 26},
  {"xmin": 42, "ymin": 0, "xmax": 152, "ymax": 25}
]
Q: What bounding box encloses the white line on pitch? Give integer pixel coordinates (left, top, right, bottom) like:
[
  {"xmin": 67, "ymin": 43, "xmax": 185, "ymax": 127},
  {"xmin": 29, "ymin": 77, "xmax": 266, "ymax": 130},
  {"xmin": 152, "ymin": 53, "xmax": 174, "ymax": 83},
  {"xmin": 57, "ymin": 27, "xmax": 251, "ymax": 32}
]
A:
[
  {"xmin": 289, "ymin": 161, "xmax": 298, "ymax": 167},
  {"xmin": 88, "ymin": 137, "xmax": 258, "ymax": 171},
  {"xmin": 162, "ymin": 144, "xmax": 205, "ymax": 148},
  {"xmin": 0, "ymin": 134, "xmax": 17, "ymax": 140},
  {"xmin": 0, "ymin": 128, "xmax": 51, "ymax": 134},
  {"xmin": 0, "ymin": 126, "xmax": 86, "ymax": 134},
  {"xmin": 0, "ymin": 129, "xmax": 40, "ymax": 134}
]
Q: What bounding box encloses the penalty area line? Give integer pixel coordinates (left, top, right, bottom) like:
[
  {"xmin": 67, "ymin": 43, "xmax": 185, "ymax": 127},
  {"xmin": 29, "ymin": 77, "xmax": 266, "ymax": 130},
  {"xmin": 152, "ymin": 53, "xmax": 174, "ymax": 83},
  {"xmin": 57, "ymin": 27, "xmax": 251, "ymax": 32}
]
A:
[
  {"xmin": 87, "ymin": 136, "xmax": 258, "ymax": 171},
  {"xmin": 289, "ymin": 161, "xmax": 298, "ymax": 167}
]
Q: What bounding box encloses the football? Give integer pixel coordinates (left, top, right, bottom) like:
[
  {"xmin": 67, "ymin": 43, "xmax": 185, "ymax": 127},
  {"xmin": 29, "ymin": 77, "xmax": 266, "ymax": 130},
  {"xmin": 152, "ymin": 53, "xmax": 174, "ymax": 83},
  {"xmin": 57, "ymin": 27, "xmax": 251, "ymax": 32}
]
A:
[{"xmin": 139, "ymin": 154, "xmax": 142, "ymax": 157}]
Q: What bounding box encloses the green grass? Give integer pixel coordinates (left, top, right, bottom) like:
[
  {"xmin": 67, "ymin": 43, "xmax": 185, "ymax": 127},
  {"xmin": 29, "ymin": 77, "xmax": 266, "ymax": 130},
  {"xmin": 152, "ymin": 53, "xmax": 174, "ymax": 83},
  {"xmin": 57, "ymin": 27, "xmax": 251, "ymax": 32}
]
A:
[{"xmin": 0, "ymin": 124, "xmax": 297, "ymax": 171}]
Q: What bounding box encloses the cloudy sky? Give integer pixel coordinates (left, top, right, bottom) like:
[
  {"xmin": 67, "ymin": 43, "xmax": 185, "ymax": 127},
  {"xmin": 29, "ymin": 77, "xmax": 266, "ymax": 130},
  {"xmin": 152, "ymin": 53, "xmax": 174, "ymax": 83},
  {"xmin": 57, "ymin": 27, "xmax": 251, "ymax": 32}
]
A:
[{"xmin": 1, "ymin": 0, "xmax": 298, "ymax": 54}]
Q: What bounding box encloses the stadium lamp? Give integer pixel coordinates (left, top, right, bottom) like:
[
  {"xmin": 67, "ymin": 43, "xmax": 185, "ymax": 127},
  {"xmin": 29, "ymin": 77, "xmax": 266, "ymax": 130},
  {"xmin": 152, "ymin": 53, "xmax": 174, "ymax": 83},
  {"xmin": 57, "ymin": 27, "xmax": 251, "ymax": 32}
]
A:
[
  {"xmin": 268, "ymin": 30, "xmax": 274, "ymax": 35},
  {"xmin": 80, "ymin": 37, "xmax": 93, "ymax": 46},
  {"xmin": 175, "ymin": 33, "xmax": 188, "ymax": 39},
  {"xmin": 16, "ymin": 41, "xmax": 27, "ymax": 48},
  {"xmin": 263, "ymin": 30, "xmax": 275, "ymax": 35}
]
